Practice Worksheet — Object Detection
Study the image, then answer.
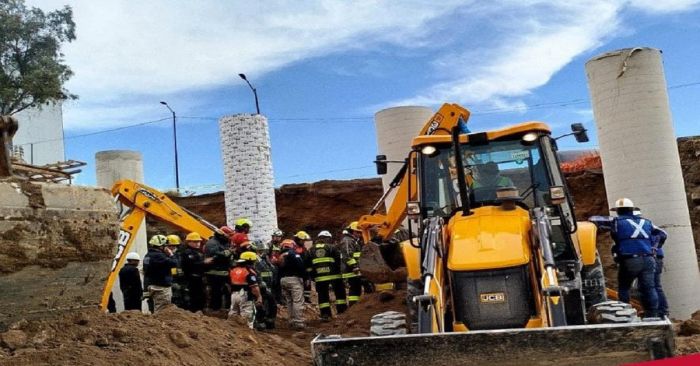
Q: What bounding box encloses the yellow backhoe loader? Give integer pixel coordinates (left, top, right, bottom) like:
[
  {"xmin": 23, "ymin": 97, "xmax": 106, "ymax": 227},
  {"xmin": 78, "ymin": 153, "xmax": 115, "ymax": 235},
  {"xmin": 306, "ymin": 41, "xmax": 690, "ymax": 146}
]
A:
[
  {"xmin": 311, "ymin": 103, "xmax": 674, "ymax": 365},
  {"xmin": 99, "ymin": 180, "xmax": 217, "ymax": 311}
]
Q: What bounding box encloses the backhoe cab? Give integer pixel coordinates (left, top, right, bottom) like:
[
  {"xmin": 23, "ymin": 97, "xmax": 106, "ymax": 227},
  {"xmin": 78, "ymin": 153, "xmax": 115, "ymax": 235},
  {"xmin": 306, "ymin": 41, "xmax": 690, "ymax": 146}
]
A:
[{"xmin": 312, "ymin": 104, "xmax": 674, "ymax": 366}]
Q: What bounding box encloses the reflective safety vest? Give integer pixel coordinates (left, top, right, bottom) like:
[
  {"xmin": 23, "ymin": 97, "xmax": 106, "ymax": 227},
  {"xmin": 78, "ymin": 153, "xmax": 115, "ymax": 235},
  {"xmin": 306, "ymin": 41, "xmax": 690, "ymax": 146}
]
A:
[
  {"xmin": 310, "ymin": 243, "xmax": 341, "ymax": 282},
  {"xmin": 230, "ymin": 266, "xmax": 252, "ymax": 286}
]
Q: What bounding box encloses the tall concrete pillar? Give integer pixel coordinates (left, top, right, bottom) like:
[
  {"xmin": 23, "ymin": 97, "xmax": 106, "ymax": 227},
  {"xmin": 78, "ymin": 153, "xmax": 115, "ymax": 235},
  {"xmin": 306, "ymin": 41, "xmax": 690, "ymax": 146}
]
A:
[
  {"xmin": 219, "ymin": 114, "xmax": 278, "ymax": 241},
  {"xmin": 95, "ymin": 150, "xmax": 147, "ymax": 312},
  {"xmin": 585, "ymin": 47, "xmax": 700, "ymax": 318},
  {"xmin": 375, "ymin": 106, "xmax": 433, "ymax": 209}
]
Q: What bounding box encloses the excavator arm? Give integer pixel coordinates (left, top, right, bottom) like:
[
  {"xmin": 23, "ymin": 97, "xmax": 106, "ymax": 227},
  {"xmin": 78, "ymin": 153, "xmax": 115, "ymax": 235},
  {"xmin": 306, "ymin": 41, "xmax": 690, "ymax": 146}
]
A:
[
  {"xmin": 98, "ymin": 179, "xmax": 217, "ymax": 311},
  {"xmin": 358, "ymin": 103, "xmax": 471, "ymax": 243}
]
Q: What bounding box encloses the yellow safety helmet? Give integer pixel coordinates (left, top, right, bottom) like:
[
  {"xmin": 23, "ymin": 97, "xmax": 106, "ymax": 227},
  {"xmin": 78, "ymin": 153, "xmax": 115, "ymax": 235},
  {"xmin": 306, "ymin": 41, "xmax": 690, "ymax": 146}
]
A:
[
  {"xmin": 148, "ymin": 234, "xmax": 168, "ymax": 247},
  {"xmin": 185, "ymin": 232, "xmax": 202, "ymax": 242},
  {"xmin": 349, "ymin": 221, "xmax": 360, "ymax": 231},
  {"xmin": 234, "ymin": 218, "xmax": 252, "ymax": 228},
  {"xmin": 166, "ymin": 234, "xmax": 181, "ymax": 245},
  {"xmin": 294, "ymin": 231, "xmax": 310, "ymax": 240},
  {"xmin": 239, "ymin": 251, "xmax": 258, "ymax": 262}
]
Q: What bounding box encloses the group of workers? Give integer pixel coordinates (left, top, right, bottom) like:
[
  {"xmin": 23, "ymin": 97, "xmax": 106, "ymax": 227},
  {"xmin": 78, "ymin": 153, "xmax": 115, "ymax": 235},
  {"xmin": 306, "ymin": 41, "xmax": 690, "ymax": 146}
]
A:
[
  {"xmin": 590, "ymin": 198, "xmax": 669, "ymax": 318},
  {"xmin": 116, "ymin": 219, "xmax": 370, "ymax": 330}
]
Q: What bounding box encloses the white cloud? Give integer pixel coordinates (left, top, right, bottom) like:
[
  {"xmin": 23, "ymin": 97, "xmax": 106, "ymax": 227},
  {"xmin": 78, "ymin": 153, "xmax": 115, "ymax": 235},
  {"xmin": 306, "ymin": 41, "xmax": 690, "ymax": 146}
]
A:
[
  {"xmin": 26, "ymin": 0, "xmax": 468, "ymax": 129},
  {"xmin": 390, "ymin": 1, "xmax": 622, "ymax": 108},
  {"xmin": 629, "ymin": 0, "xmax": 700, "ymax": 13},
  {"xmin": 24, "ymin": 0, "xmax": 699, "ymax": 130},
  {"xmin": 386, "ymin": 0, "xmax": 699, "ymax": 111}
]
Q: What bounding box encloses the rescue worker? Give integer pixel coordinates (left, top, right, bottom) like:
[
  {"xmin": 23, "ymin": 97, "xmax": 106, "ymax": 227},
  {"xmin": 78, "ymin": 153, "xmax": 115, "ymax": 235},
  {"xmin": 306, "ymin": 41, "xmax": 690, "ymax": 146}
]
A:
[
  {"xmin": 267, "ymin": 229, "xmax": 284, "ymax": 255},
  {"xmin": 234, "ymin": 218, "xmax": 252, "ymax": 235},
  {"xmin": 269, "ymin": 230, "xmax": 285, "ymax": 304},
  {"xmin": 589, "ymin": 198, "xmax": 664, "ymax": 318},
  {"xmin": 204, "ymin": 227, "xmax": 234, "ymax": 312},
  {"xmin": 278, "ymin": 239, "xmax": 306, "ymax": 329},
  {"xmin": 166, "ymin": 234, "xmax": 186, "ymax": 308},
  {"xmin": 180, "ymin": 232, "xmax": 206, "ymax": 312},
  {"xmin": 119, "ymin": 252, "xmax": 143, "ymax": 311},
  {"xmin": 293, "ymin": 231, "xmax": 313, "ymax": 303},
  {"xmin": 651, "ymin": 217, "xmax": 669, "ymax": 318},
  {"xmin": 340, "ymin": 222, "xmax": 364, "ymax": 306},
  {"xmin": 229, "ymin": 252, "xmax": 263, "ymax": 329},
  {"xmin": 309, "ymin": 230, "xmax": 347, "ymax": 321},
  {"xmin": 143, "ymin": 234, "xmax": 178, "ymax": 312},
  {"xmin": 471, "ymin": 161, "xmax": 514, "ymax": 188},
  {"xmin": 253, "ymin": 241, "xmax": 277, "ymax": 329},
  {"xmin": 232, "ymin": 235, "xmax": 253, "ymax": 258}
]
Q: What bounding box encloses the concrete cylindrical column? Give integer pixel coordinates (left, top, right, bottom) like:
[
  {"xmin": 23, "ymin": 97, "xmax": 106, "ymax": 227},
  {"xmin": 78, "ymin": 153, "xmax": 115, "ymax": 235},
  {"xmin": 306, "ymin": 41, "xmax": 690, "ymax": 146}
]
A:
[
  {"xmin": 95, "ymin": 150, "xmax": 147, "ymax": 312},
  {"xmin": 585, "ymin": 47, "xmax": 700, "ymax": 318},
  {"xmin": 219, "ymin": 114, "xmax": 278, "ymax": 241},
  {"xmin": 375, "ymin": 106, "xmax": 433, "ymax": 209}
]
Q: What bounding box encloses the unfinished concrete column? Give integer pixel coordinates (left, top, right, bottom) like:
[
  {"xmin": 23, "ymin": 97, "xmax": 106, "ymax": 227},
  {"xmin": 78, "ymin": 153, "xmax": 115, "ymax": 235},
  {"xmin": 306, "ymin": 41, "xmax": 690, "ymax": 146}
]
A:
[
  {"xmin": 219, "ymin": 114, "xmax": 278, "ymax": 241},
  {"xmin": 95, "ymin": 150, "xmax": 147, "ymax": 312},
  {"xmin": 375, "ymin": 106, "xmax": 433, "ymax": 209},
  {"xmin": 586, "ymin": 47, "xmax": 700, "ymax": 318}
]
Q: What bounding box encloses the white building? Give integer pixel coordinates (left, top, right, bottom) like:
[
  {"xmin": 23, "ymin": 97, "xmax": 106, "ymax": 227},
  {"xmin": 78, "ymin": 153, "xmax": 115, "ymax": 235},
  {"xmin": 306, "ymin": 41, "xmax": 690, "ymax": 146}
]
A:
[{"xmin": 11, "ymin": 102, "xmax": 65, "ymax": 165}]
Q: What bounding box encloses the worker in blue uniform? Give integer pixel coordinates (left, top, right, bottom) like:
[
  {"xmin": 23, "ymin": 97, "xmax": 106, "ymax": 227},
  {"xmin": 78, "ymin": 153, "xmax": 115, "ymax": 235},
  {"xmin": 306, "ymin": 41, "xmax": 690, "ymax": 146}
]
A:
[{"xmin": 589, "ymin": 198, "xmax": 665, "ymax": 318}]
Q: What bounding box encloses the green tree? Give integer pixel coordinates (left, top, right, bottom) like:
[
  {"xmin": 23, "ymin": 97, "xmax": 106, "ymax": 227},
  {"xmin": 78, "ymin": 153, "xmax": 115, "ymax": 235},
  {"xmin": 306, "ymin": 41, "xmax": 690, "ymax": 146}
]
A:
[{"xmin": 0, "ymin": 0, "xmax": 76, "ymax": 116}]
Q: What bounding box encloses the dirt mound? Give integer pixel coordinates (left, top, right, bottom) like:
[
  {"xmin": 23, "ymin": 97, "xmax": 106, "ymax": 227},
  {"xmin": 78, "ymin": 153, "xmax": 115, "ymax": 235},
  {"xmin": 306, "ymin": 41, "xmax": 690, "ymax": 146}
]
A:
[
  {"xmin": 150, "ymin": 178, "xmax": 384, "ymax": 239},
  {"xmin": 316, "ymin": 289, "xmax": 407, "ymax": 338},
  {"xmin": 0, "ymin": 306, "xmax": 310, "ymax": 366}
]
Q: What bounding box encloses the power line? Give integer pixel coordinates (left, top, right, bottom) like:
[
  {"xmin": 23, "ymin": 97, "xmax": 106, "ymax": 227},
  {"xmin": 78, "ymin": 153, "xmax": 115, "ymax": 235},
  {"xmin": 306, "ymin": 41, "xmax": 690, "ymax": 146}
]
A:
[
  {"xmin": 279, "ymin": 165, "xmax": 374, "ymax": 179},
  {"xmin": 16, "ymin": 79, "xmax": 700, "ymax": 147},
  {"xmin": 15, "ymin": 117, "xmax": 170, "ymax": 147}
]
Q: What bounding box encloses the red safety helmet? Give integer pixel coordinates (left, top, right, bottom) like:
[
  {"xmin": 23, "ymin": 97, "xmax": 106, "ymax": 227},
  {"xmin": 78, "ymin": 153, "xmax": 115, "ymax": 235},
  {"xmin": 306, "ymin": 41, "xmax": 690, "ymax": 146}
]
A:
[
  {"xmin": 232, "ymin": 233, "xmax": 249, "ymax": 246},
  {"xmin": 219, "ymin": 226, "xmax": 235, "ymax": 237}
]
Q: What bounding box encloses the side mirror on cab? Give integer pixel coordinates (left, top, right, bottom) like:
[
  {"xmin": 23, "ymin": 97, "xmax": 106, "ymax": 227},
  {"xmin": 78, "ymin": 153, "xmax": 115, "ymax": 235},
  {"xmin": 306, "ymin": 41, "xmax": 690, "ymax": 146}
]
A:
[
  {"xmin": 571, "ymin": 123, "xmax": 589, "ymax": 143},
  {"xmin": 375, "ymin": 155, "xmax": 388, "ymax": 175}
]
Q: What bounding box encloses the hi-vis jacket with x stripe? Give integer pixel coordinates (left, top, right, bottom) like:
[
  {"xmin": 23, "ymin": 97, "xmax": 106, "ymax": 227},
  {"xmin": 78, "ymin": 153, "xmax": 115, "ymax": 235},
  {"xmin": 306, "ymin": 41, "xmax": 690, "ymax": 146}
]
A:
[{"xmin": 590, "ymin": 214, "xmax": 667, "ymax": 256}]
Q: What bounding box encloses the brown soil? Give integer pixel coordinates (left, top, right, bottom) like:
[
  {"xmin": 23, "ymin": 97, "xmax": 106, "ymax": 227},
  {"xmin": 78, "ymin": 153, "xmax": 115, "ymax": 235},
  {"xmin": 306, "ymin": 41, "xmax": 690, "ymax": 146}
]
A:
[
  {"xmin": 0, "ymin": 290, "xmax": 406, "ymax": 366},
  {"xmin": 149, "ymin": 179, "xmax": 384, "ymax": 239},
  {"xmin": 0, "ymin": 305, "xmax": 310, "ymax": 366}
]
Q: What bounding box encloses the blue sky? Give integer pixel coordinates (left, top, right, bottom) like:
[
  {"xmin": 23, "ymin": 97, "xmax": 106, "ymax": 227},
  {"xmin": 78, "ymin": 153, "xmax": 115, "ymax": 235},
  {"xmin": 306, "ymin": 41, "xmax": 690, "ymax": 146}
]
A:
[{"xmin": 25, "ymin": 1, "xmax": 700, "ymax": 192}]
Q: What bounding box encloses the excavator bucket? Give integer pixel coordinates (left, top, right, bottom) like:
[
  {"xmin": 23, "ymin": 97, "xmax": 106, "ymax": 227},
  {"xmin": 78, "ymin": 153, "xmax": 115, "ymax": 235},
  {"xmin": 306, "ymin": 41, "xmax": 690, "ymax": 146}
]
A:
[{"xmin": 312, "ymin": 320, "xmax": 674, "ymax": 366}]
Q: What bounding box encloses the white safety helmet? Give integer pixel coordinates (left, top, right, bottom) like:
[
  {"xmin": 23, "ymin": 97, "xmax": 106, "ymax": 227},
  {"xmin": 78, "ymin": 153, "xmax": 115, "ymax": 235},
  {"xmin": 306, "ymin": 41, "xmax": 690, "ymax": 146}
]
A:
[
  {"xmin": 318, "ymin": 230, "xmax": 332, "ymax": 239},
  {"xmin": 125, "ymin": 252, "xmax": 141, "ymax": 261},
  {"xmin": 610, "ymin": 197, "xmax": 638, "ymax": 211}
]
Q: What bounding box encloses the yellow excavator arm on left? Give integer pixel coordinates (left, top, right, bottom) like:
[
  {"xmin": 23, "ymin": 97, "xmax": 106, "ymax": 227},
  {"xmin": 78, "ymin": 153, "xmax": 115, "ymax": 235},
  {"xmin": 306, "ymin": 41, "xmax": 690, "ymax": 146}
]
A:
[{"xmin": 99, "ymin": 179, "xmax": 217, "ymax": 311}]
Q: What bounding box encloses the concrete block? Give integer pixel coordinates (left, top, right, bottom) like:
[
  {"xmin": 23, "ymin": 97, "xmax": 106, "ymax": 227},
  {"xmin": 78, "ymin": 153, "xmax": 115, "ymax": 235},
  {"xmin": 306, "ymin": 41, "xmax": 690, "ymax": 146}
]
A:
[{"xmin": 0, "ymin": 182, "xmax": 29, "ymax": 208}]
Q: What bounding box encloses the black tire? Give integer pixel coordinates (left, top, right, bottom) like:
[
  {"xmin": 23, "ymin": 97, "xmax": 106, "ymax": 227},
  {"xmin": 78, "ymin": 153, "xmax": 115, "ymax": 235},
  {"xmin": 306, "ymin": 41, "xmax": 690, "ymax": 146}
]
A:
[
  {"xmin": 587, "ymin": 300, "xmax": 639, "ymax": 324},
  {"xmin": 370, "ymin": 311, "xmax": 408, "ymax": 336},
  {"xmin": 582, "ymin": 253, "xmax": 607, "ymax": 309}
]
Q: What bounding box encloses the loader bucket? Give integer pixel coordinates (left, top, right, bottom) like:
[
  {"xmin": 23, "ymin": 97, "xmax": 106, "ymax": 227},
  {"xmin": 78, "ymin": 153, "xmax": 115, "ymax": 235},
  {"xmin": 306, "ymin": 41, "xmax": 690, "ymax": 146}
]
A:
[{"xmin": 312, "ymin": 320, "xmax": 674, "ymax": 366}]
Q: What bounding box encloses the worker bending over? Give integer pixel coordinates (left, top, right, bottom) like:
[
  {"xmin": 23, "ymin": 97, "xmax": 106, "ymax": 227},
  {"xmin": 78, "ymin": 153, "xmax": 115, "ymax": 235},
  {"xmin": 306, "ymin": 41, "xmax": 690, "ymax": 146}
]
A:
[
  {"xmin": 229, "ymin": 252, "xmax": 263, "ymax": 329},
  {"xmin": 589, "ymin": 198, "xmax": 666, "ymax": 318}
]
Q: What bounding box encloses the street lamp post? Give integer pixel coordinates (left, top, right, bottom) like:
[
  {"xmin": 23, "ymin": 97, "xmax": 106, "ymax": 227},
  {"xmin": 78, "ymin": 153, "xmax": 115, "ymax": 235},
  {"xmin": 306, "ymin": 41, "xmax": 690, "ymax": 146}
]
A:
[
  {"xmin": 160, "ymin": 101, "xmax": 179, "ymax": 191},
  {"xmin": 238, "ymin": 73, "xmax": 260, "ymax": 114}
]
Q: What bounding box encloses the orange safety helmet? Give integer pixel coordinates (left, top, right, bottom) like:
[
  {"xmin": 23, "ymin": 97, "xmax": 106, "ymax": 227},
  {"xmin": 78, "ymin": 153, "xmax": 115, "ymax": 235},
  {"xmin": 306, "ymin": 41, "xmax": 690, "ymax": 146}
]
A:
[{"xmin": 280, "ymin": 239, "xmax": 295, "ymax": 249}]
